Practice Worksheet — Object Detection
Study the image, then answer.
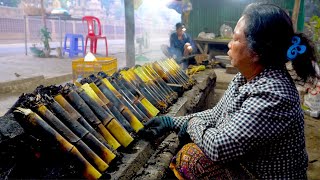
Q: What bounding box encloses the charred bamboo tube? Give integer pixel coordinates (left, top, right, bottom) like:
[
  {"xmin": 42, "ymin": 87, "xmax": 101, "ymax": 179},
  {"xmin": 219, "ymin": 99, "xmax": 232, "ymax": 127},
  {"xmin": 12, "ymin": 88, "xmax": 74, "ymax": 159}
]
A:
[
  {"xmin": 164, "ymin": 58, "xmax": 195, "ymax": 87},
  {"xmin": 99, "ymin": 76, "xmax": 147, "ymax": 121},
  {"xmin": 126, "ymin": 69, "xmax": 167, "ymax": 106},
  {"xmin": 110, "ymin": 77, "xmax": 152, "ymax": 119},
  {"xmin": 86, "ymin": 80, "xmax": 135, "ymax": 133},
  {"xmin": 76, "ymin": 87, "xmax": 134, "ymax": 147},
  {"xmin": 54, "ymin": 94, "xmax": 120, "ymax": 151},
  {"xmin": 167, "ymin": 58, "xmax": 193, "ymax": 83},
  {"xmin": 45, "ymin": 97, "xmax": 116, "ymax": 165},
  {"xmin": 54, "ymin": 94, "xmax": 119, "ymax": 151},
  {"xmin": 128, "ymin": 68, "xmax": 167, "ymax": 102},
  {"xmin": 90, "ymin": 76, "xmax": 142, "ymax": 120},
  {"xmin": 133, "ymin": 67, "xmax": 168, "ymax": 102},
  {"xmin": 144, "ymin": 64, "xmax": 177, "ymax": 98},
  {"xmin": 37, "ymin": 105, "xmax": 109, "ymax": 172},
  {"xmin": 93, "ymin": 78, "xmax": 144, "ymax": 132},
  {"xmin": 15, "ymin": 108, "xmax": 101, "ymax": 180},
  {"xmin": 76, "ymin": 85, "xmax": 133, "ymax": 133},
  {"xmin": 116, "ymin": 76, "xmax": 159, "ymax": 117},
  {"xmin": 63, "ymin": 89, "xmax": 127, "ymax": 151},
  {"xmin": 157, "ymin": 60, "xmax": 187, "ymax": 85},
  {"xmin": 98, "ymin": 74, "xmax": 148, "ymax": 121},
  {"xmin": 152, "ymin": 61, "xmax": 179, "ymax": 84},
  {"xmin": 75, "ymin": 85, "xmax": 121, "ymax": 150},
  {"xmin": 120, "ymin": 70, "xmax": 167, "ymax": 112}
]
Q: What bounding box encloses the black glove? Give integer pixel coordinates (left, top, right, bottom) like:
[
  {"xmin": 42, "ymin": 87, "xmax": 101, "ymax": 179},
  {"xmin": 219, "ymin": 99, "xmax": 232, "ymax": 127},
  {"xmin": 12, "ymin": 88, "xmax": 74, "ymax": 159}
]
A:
[
  {"xmin": 177, "ymin": 121, "xmax": 192, "ymax": 146},
  {"xmin": 140, "ymin": 116, "xmax": 174, "ymax": 139}
]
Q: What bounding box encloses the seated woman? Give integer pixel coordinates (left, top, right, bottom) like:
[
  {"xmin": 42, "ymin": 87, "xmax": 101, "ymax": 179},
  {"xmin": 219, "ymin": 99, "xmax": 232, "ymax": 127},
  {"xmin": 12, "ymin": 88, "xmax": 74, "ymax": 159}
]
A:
[{"xmin": 142, "ymin": 2, "xmax": 318, "ymax": 179}]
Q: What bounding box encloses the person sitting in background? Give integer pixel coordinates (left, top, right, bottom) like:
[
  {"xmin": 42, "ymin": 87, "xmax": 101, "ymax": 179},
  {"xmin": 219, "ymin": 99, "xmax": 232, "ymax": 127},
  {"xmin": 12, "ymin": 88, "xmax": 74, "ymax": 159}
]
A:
[
  {"xmin": 161, "ymin": 22, "xmax": 196, "ymax": 68},
  {"xmin": 143, "ymin": 2, "xmax": 319, "ymax": 179}
]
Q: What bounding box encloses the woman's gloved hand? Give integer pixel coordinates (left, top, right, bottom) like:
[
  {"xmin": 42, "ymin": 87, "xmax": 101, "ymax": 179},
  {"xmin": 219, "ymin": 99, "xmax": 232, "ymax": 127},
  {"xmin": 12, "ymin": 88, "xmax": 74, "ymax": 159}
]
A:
[
  {"xmin": 177, "ymin": 121, "xmax": 192, "ymax": 146},
  {"xmin": 140, "ymin": 116, "xmax": 174, "ymax": 139}
]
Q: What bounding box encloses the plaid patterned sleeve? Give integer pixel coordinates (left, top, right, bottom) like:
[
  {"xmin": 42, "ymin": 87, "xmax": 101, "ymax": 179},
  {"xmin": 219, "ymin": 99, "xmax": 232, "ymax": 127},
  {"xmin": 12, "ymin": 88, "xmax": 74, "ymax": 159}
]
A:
[
  {"xmin": 188, "ymin": 91, "xmax": 300, "ymax": 163},
  {"xmin": 172, "ymin": 92, "xmax": 227, "ymax": 129}
]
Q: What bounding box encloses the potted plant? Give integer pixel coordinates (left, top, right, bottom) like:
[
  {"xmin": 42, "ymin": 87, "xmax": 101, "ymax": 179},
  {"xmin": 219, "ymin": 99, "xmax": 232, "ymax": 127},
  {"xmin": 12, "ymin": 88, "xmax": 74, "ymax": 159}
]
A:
[{"xmin": 29, "ymin": 27, "xmax": 52, "ymax": 57}]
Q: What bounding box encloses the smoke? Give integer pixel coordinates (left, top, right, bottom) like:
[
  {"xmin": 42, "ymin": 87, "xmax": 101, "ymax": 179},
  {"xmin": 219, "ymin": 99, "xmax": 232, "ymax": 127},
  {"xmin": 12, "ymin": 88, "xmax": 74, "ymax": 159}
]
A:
[{"xmin": 134, "ymin": 0, "xmax": 181, "ymax": 60}]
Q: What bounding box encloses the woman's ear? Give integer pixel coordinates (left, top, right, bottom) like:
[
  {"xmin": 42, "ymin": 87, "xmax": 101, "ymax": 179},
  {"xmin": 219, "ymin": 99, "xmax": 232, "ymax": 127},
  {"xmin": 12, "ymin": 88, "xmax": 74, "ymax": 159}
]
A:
[{"xmin": 251, "ymin": 52, "xmax": 260, "ymax": 63}]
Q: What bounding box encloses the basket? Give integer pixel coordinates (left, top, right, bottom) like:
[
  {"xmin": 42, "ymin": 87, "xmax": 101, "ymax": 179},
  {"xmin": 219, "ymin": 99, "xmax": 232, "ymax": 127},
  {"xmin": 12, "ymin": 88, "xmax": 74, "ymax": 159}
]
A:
[
  {"xmin": 195, "ymin": 54, "xmax": 209, "ymax": 64},
  {"xmin": 72, "ymin": 57, "xmax": 118, "ymax": 82}
]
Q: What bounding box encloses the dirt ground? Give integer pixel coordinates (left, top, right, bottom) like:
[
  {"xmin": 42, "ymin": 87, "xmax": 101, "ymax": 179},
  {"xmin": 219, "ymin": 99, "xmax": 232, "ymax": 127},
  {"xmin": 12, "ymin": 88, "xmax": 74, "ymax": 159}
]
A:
[{"xmin": 304, "ymin": 115, "xmax": 320, "ymax": 180}]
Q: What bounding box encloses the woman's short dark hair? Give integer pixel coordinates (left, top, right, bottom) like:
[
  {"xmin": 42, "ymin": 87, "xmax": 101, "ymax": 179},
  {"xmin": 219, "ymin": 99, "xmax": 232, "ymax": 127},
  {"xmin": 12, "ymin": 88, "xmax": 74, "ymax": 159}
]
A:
[{"xmin": 242, "ymin": 2, "xmax": 317, "ymax": 81}]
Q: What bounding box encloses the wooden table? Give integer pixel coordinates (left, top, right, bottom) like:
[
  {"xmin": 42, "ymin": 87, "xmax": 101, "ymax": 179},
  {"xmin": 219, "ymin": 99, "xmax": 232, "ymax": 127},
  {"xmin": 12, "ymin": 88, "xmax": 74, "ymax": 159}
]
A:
[{"xmin": 193, "ymin": 38, "xmax": 231, "ymax": 55}]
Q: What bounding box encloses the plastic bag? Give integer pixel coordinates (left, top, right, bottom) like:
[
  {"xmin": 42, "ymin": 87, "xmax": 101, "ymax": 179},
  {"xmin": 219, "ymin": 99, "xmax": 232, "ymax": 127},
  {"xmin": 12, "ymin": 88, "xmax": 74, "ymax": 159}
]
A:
[
  {"xmin": 220, "ymin": 24, "xmax": 233, "ymax": 38},
  {"xmin": 304, "ymin": 82, "xmax": 320, "ymax": 111}
]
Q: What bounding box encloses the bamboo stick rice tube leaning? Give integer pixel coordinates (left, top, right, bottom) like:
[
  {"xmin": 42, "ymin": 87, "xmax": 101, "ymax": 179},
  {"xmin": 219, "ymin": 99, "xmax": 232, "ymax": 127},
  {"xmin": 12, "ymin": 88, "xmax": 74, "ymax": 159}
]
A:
[
  {"xmin": 79, "ymin": 78, "xmax": 134, "ymax": 133},
  {"xmin": 14, "ymin": 108, "xmax": 102, "ymax": 180},
  {"xmin": 115, "ymin": 74, "xmax": 159, "ymax": 117},
  {"xmin": 36, "ymin": 104, "xmax": 110, "ymax": 171},
  {"xmin": 75, "ymin": 86, "xmax": 134, "ymax": 148},
  {"xmin": 43, "ymin": 95, "xmax": 115, "ymax": 165},
  {"xmin": 91, "ymin": 76, "xmax": 144, "ymax": 132},
  {"xmin": 96, "ymin": 73, "xmax": 148, "ymax": 122},
  {"xmin": 54, "ymin": 94, "xmax": 121, "ymax": 151}
]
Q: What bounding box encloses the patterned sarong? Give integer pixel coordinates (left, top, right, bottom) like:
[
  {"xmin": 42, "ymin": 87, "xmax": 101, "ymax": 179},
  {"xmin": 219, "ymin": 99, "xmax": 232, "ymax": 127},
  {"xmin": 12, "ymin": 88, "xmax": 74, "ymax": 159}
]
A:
[{"xmin": 169, "ymin": 143, "xmax": 255, "ymax": 180}]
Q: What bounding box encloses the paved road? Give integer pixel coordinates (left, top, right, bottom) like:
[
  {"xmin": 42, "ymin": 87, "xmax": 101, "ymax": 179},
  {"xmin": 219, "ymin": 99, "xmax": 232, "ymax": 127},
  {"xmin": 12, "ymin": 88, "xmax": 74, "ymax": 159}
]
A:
[{"xmin": 0, "ymin": 38, "xmax": 168, "ymax": 116}]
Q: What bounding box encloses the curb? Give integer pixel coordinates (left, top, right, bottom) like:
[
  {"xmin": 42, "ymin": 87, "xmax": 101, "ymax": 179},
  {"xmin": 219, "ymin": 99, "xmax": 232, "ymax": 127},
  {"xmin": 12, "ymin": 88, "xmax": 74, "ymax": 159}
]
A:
[{"xmin": 0, "ymin": 74, "xmax": 72, "ymax": 94}]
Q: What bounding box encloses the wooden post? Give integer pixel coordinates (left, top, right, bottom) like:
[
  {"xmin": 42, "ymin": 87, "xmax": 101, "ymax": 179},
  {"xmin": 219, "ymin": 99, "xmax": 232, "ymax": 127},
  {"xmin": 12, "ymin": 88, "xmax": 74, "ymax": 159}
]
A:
[
  {"xmin": 292, "ymin": 0, "xmax": 301, "ymax": 32},
  {"xmin": 124, "ymin": 0, "xmax": 136, "ymax": 67}
]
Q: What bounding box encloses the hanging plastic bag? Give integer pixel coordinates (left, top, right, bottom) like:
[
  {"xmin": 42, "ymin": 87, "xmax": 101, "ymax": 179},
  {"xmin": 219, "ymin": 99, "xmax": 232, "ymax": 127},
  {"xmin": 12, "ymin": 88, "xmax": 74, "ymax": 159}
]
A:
[{"xmin": 220, "ymin": 24, "xmax": 233, "ymax": 38}]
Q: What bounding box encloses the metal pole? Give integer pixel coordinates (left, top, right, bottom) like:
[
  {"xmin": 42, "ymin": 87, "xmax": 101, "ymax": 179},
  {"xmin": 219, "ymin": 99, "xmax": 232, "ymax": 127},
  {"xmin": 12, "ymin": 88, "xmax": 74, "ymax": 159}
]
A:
[
  {"xmin": 125, "ymin": 0, "xmax": 135, "ymax": 67},
  {"xmin": 59, "ymin": 16, "xmax": 62, "ymax": 49},
  {"xmin": 24, "ymin": 15, "xmax": 28, "ymax": 55}
]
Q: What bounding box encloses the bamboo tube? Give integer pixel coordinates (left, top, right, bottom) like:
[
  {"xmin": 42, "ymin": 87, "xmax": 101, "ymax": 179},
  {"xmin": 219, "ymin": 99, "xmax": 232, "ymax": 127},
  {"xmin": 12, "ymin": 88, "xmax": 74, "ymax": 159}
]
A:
[
  {"xmin": 126, "ymin": 69, "xmax": 167, "ymax": 105},
  {"xmin": 45, "ymin": 98, "xmax": 115, "ymax": 165},
  {"xmin": 15, "ymin": 108, "xmax": 101, "ymax": 180},
  {"xmin": 93, "ymin": 78, "xmax": 144, "ymax": 132},
  {"xmin": 76, "ymin": 87, "xmax": 134, "ymax": 147},
  {"xmin": 87, "ymin": 80, "xmax": 134, "ymax": 133},
  {"xmin": 55, "ymin": 93, "xmax": 120, "ymax": 152},
  {"xmin": 116, "ymin": 76, "xmax": 159, "ymax": 117},
  {"xmin": 79, "ymin": 83, "xmax": 133, "ymax": 132},
  {"xmin": 54, "ymin": 94, "xmax": 119, "ymax": 151},
  {"xmin": 98, "ymin": 76, "xmax": 145, "ymax": 120},
  {"xmin": 133, "ymin": 67, "xmax": 168, "ymax": 102},
  {"xmin": 144, "ymin": 64, "xmax": 177, "ymax": 98},
  {"xmin": 120, "ymin": 70, "xmax": 167, "ymax": 112},
  {"xmin": 76, "ymin": 86, "xmax": 133, "ymax": 133},
  {"xmin": 152, "ymin": 61, "xmax": 179, "ymax": 84},
  {"xmin": 62, "ymin": 87, "xmax": 121, "ymax": 150},
  {"xmin": 110, "ymin": 77, "xmax": 152, "ymax": 119},
  {"xmin": 36, "ymin": 105, "xmax": 110, "ymax": 171},
  {"xmin": 157, "ymin": 60, "xmax": 187, "ymax": 86},
  {"xmin": 99, "ymin": 75, "xmax": 148, "ymax": 121}
]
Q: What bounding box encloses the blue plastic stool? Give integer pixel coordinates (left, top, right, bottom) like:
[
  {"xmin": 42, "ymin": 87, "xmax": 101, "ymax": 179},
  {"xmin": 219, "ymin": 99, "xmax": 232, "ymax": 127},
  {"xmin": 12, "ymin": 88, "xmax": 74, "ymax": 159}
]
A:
[{"xmin": 63, "ymin": 34, "xmax": 85, "ymax": 58}]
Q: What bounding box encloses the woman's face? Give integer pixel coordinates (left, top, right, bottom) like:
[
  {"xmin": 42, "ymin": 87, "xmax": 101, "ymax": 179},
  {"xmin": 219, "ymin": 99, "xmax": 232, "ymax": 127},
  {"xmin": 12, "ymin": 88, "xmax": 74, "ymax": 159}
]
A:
[{"xmin": 227, "ymin": 16, "xmax": 256, "ymax": 71}]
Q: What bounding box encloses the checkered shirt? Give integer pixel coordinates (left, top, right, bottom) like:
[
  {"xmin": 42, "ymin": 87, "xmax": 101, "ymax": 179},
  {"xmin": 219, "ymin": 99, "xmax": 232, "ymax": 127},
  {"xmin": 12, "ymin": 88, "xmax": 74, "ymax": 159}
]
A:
[{"xmin": 173, "ymin": 68, "xmax": 308, "ymax": 179}]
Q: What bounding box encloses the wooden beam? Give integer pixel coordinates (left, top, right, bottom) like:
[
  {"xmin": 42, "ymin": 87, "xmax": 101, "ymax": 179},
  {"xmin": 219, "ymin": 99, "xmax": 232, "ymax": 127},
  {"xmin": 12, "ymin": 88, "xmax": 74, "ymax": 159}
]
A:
[
  {"xmin": 292, "ymin": 0, "xmax": 301, "ymax": 32},
  {"xmin": 124, "ymin": 0, "xmax": 136, "ymax": 67}
]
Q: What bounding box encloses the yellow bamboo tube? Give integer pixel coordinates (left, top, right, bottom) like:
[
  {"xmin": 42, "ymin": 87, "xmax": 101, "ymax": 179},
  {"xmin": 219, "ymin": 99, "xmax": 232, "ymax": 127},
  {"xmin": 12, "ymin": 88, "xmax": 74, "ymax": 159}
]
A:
[
  {"xmin": 15, "ymin": 108, "xmax": 102, "ymax": 180},
  {"xmin": 80, "ymin": 84, "xmax": 121, "ymax": 150}
]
